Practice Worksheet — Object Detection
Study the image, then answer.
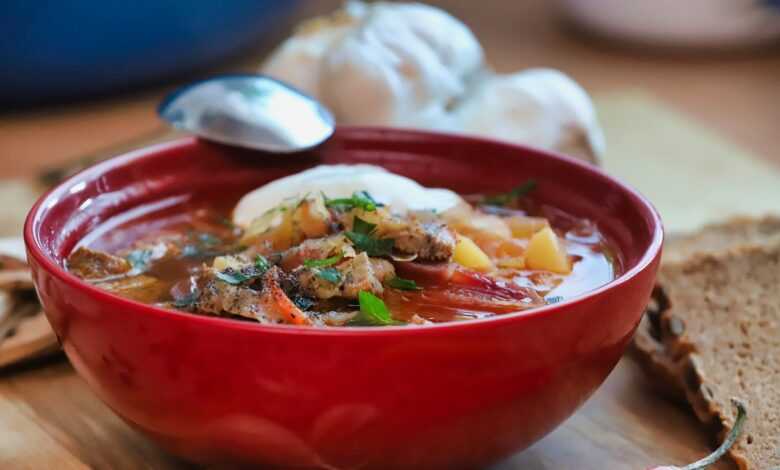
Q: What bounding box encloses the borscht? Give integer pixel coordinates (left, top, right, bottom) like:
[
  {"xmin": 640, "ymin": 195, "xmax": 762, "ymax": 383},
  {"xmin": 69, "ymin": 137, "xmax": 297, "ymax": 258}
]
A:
[{"xmin": 66, "ymin": 165, "xmax": 619, "ymax": 326}]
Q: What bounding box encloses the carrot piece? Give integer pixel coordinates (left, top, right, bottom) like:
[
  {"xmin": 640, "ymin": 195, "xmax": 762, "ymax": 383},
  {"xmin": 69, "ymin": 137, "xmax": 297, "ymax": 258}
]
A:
[{"xmin": 260, "ymin": 267, "xmax": 311, "ymax": 326}]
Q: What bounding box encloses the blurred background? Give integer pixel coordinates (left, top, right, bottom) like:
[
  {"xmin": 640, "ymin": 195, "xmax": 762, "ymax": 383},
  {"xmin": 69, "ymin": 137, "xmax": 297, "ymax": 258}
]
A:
[{"xmin": 1, "ymin": 0, "xmax": 779, "ymax": 178}]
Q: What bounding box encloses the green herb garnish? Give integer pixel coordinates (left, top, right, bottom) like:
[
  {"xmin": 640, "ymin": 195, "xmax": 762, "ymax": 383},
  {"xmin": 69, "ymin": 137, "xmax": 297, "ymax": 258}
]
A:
[
  {"xmin": 345, "ymin": 216, "xmax": 394, "ymax": 257},
  {"xmin": 126, "ymin": 249, "xmax": 153, "ymax": 272},
  {"xmin": 345, "ymin": 232, "xmax": 394, "ymax": 257},
  {"xmin": 303, "ymin": 252, "xmax": 343, "ymax": 268},
  {"xmin": 215, "ymin": 269, "xmax": 252, "ymax": 285},
  {"xmin": 388, "ymin": 276, "xmax": 422, "ymax": 291},
  {"xmin": 316, "ymin": 267, "xmax": 342, "ymax": 284},
  {"xmin": 325, "ymin": 191, "xmax": 380, "ymax": 212},
  {"xmin": 546, "ymin": 295, "xmax": 564, "ymax": 304},
  {"xmin": 255, "ymin": 255, "xmax": 271, "ymax": 272},
  {"xmin": 215, "ymin": 256, "xmax": 270, "ymax": 285},
  {"xmin": 482, "ymin": 179, "xmax": 537, "ymax": 206},
  {"xmin": 352, "ymin": 216, "xmax": 376, "ymax": 235},
  {"xmin": 350, "ymin": 291, "xmax": 395, "ymax": 326}
]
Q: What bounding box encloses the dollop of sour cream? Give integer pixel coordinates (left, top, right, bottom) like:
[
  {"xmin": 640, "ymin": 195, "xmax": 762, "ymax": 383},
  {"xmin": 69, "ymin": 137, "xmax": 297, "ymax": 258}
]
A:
[{"xmin": 233, "ymin": 164, "xmax": 463, "ymax": 226}]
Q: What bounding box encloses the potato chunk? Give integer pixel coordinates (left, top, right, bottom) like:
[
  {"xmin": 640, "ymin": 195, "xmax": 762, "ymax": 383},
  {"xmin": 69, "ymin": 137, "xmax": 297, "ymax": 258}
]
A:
[
  {"xmin": 293, "ymin": 196, "xmax": 330, "ymax": 238},
  {"xmin": 525, "ymin": 227, "xmax": 571, "ymax": 274},
  {"xmin": 241, "ymin": 194, "xmax": 331, "ymax": 250},
  {"xmin": 453, "ymin": 235, "xmax": 494, "ymax": 272},
  {"xmin": 506, "ymin": 216, "xmax": 550, "ymax": 239}
]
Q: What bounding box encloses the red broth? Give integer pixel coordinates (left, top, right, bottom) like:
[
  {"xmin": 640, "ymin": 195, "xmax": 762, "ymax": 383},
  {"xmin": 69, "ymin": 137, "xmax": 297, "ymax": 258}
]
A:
[{"xmin": 75, "ymin": 189, "xmax": 620, "ymax": 325}]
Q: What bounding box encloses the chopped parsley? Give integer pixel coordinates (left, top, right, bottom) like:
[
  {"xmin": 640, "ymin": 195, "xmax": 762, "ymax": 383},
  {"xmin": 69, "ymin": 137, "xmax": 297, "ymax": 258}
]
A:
[
  {"xmin": 316, "ymin": 267, "xmax": 342, "ymax": 284},
  {"xmin": 215, "ymin": 269, "xmax": 253, "ymax": 285},
  {"xmin": 482, "ymin": 179, "xmax": 537, "ymax": 206},
  {"xmin": 215, "ymin": 255, "xmax": 271, "ymax": 285},
  {"xmin": 350, "ymin": 291, "xmax": 395, "ymax": 326},
  {"xmin": 345, "ymin": 232, "xmax": 394, "ymax": 257},
  {"xmin": 324, "ymin": 191, "xmax": 381, "ymax": 212},
  {"xmin": 351, "ymin": 216, "xmax": 376, "ymax": 235},
  {"xmin": 126, "ymin": 249, "xmax": 153, "ymax": 272},
  {"xmin": 345, "ymin": 216, "xmax": 394, "ymax": 257},
  {"xmin": 388, "ymin": 276, "xmax": 421, "ymax": 291},
  {"xmin": 303, "ymin": 252, "xmax": 343, "ymax": 268},
  {"xmin": 255, "ymin": 255, "xmax": 271, "ymax": 272}
]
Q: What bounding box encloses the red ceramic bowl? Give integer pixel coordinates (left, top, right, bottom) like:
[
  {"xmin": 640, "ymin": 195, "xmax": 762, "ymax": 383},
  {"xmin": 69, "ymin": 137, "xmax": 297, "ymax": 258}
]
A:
[{"xmin": 25, "ymin": 128, "xmax": 662, "ymax": 470}]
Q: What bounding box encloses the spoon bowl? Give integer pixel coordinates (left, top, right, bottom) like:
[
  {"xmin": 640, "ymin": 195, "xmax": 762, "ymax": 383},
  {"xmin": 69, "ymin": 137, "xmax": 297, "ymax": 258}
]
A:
[{"xmin": 158, "ymin": 74, "xmax": 335, "ymax": 153}]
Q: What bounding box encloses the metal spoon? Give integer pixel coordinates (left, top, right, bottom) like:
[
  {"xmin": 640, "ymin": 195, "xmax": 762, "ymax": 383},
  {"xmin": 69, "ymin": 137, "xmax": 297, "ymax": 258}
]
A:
[{"xmin": 158, "ymin": 74, "xmax": 335, "ymax": 153}]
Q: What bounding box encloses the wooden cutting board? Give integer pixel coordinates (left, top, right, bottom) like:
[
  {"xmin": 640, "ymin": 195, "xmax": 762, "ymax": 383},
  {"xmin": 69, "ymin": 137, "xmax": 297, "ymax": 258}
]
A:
[{"xmin": 4, "ymin": 93, "xmax": 778, "ymax": 469}]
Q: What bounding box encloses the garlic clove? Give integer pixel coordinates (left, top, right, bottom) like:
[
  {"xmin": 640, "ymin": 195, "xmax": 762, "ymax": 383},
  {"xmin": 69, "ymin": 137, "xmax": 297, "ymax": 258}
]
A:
[{"xmin": 452, "ymin": 69, "xmax": 605, "ymax": 164}]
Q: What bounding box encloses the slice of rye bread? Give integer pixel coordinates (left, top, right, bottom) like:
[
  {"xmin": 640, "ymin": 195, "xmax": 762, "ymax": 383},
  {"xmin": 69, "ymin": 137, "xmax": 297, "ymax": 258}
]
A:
[
  {"xmin": 633, "ymin": 215, "xmax": 780, "ymax": 400},
  {"xmin": 640, "ymin": 242, "xmax": 780, "ymax": 469},
  {"xmin": 662, "ymin": 215, "xmax": 780, "ymax": 265}
]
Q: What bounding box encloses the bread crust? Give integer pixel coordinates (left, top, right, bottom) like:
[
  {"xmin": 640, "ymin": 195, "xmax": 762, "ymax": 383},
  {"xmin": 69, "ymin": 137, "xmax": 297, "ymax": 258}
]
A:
[{"xmin": 632, "ymin": 216, "xmax": 780, "ymax": 470}]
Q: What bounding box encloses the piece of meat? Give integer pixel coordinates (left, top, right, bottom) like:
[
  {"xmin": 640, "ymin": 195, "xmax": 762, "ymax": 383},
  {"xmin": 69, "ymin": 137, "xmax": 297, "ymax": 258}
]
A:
[
  {"xmin": 196, "ymin": 266, "xmax": 311, "ymax": 325},
  {"xmin": 340, "ymin": 255, "xmax": 394, "ymax": 298},
  {"xmin": 386, "ymin": 221, "xmax": 456, "ymax": 261},
  {"xmin": 293, "ymin": 252, "xmax": 395, "ymax": 300},
  {"xmin": 309, "ymin": 309, "xmax": 359, "ymax": 327},
  {"xmin": 395, "ymin": 261, "xmax": 455, "ymax": 284},
  {"xmin": 67, "ymin": 247, "xmax": 131, "ymax": 279},
  {"xmin": 127, "ymin": 234, "xmax": 184, "ymax": 259},
  {"xmin": 279, "ymin": 234, "xmax": 355, "ymax": 270},
  {"xmin": 96, "ymin": 275, "xmax": 168, "ymax": 304},
  {"xmin": 293, "ymin": 267, "xmax": 341, "ymax": 299},
  {"xmin": 197, "ymin": 274, "xmax": 269, "ymax": 321},
  {"xmin": 340, "ymin": 209, "xmax": 456, "ymax": 261}
]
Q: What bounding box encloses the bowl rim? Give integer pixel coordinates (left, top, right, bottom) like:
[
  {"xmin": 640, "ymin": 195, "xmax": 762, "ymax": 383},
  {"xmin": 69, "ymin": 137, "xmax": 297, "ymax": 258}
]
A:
[{"xmin": 24, "ymin": 127, "xmax": 663, "ymax": 337}]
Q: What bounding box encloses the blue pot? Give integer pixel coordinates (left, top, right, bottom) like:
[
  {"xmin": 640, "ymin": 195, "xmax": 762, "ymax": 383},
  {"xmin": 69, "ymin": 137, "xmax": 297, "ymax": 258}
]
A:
[{"xmin": 0, "ymin": 0, "xmax": 299, "ymax": 106}]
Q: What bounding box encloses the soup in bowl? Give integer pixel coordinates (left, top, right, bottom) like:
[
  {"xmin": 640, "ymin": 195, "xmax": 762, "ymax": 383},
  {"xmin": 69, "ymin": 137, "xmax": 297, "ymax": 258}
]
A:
[
  {"xmin": 65, "ymin": 162, "xmax": 618, "ymax": 327},
  {"xmin": 25, "ymin": 128, "xmax": 662, "ymax": 469}
]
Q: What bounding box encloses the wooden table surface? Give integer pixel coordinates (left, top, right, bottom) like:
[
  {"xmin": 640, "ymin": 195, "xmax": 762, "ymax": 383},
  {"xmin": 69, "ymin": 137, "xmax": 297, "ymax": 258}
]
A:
[{"xmin": 2, "ymin": 1, "xmax": 779, "ymax": 469}]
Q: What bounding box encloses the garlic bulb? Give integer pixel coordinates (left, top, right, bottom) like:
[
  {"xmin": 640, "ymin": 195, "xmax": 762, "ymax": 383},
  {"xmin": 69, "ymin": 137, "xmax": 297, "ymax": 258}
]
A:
[
  {"xmin": 260, "ymin": 1, "xmax": 604, "ymax": 163},
  {"xmin": 320, "ymin": 1, "xmax": 483, "ymax": 127},
  {"xmin": 453, "ymin": 69, "xmax": 605, "ymax": 163}
]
